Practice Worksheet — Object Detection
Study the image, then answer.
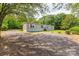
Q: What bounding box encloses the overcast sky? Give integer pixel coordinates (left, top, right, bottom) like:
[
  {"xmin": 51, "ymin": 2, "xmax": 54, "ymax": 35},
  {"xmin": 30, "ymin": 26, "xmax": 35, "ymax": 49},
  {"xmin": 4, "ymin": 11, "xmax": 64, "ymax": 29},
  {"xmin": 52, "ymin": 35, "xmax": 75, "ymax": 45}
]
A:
[{"xmin": 35, "ymin": 3, "xmax": 71, "ymax": 19}]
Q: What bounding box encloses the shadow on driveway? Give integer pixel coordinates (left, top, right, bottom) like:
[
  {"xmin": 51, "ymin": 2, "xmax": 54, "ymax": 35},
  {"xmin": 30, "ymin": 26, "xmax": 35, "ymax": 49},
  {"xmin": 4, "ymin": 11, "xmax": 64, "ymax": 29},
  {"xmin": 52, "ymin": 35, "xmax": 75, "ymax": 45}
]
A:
[{"xmin": 1, "ymin": 31, "xmax": 79, "ymax": 56}]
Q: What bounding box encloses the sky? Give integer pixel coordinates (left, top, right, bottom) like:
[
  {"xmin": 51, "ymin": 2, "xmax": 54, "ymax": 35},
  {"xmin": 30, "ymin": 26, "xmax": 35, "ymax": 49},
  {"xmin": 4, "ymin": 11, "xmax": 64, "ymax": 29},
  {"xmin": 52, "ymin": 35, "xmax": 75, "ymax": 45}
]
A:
[
  {"xmin": 36, "ymin": 3, "xmax": 71, "ymax": 19},
  {"xmin": 36, "ymin": 10, "xmax": 71, "ymax": 19}
]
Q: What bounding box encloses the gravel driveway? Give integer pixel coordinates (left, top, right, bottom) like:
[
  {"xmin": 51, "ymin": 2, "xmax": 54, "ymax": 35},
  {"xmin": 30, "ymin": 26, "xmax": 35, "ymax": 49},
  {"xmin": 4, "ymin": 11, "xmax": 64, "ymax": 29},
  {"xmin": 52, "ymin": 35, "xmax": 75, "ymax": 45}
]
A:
[{"xmin": 1, "ymin": 30, "xmax": 79, "ymax": 56}]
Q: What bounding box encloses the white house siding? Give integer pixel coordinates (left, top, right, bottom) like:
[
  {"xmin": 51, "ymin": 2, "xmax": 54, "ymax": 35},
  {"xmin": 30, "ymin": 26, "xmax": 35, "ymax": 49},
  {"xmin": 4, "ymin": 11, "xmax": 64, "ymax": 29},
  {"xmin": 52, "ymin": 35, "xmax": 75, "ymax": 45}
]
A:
[
  {"xmin": 23, "ymin": 23, "xmax": 54, "ymax": 32},
  {"xmin": 27, "ymin": 24, "xmax": 43, "ymax": 32},
  {"xmin": 23, "ymin": 24, "xmax": 27, "ymax": 32}
]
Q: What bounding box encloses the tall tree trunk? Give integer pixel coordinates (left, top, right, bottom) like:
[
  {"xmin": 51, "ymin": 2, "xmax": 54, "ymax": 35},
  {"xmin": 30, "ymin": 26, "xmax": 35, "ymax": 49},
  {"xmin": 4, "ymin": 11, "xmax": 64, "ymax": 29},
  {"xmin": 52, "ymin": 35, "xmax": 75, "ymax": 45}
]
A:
[
  {"xmin": 0, "ymin": 12, "xmax": 6, "ymax": 39},
  {"xmin": 0, "ymin": 14, "xmax": 6, "ymax": 54}
]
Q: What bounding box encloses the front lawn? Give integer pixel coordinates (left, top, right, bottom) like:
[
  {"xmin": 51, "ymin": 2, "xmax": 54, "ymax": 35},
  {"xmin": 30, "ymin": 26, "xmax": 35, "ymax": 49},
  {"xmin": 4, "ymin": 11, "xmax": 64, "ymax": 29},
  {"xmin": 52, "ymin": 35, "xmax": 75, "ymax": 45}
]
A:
[{"xmin": 48, "ymin": 30, "xmax": 66, "ymax": 34}]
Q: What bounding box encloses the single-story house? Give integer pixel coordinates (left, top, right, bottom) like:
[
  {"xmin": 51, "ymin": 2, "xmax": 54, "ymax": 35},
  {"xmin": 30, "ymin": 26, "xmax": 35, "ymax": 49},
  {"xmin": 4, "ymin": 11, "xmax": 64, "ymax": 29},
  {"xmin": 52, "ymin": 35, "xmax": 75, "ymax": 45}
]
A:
[{"xmin": 23, "ymin": 23, "xmax": 54, "ymax": 32}]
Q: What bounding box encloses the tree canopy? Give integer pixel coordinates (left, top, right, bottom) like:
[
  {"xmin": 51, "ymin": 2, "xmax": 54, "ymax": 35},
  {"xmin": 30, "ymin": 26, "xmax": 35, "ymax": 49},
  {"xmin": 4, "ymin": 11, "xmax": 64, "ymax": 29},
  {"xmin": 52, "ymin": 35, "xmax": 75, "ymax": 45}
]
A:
[
  {"xmin": 1, "ymin": 3, "xmax": 79, "ymax": 31},
  {"xmin": 0, "ymin": 3, "xmax": 48, "ymax": 27}
]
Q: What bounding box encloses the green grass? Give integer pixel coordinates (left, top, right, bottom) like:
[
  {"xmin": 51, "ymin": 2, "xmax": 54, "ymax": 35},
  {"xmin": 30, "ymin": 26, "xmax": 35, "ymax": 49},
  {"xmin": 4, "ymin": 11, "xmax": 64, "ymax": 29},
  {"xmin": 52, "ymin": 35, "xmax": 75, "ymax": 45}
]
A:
[
  {"xmin": 48, "ymin": 30, "xmax": 65, "ymax": 34},
  {"xmin": 17, "ymin": 29, "xmax": 23, "ymax": 31}
]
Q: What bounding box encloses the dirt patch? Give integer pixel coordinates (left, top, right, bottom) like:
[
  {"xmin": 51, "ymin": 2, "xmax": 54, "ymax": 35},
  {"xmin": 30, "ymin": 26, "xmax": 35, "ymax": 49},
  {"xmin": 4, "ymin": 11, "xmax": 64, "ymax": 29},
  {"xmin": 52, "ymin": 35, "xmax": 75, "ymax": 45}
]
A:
[{"xmin": 1, "ymin": 31, "xmax": 79, "ymax": 56}]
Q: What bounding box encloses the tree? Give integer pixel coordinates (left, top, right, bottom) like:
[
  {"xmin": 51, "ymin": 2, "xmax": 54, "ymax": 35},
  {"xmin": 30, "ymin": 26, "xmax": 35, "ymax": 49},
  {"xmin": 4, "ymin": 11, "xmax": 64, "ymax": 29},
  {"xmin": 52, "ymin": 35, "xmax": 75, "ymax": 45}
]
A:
[
  {"xmin": 53, "ymin": 13, "xmax": 66, "ymax": 29},
  {"xmin": 66, "ymin": 3, "xmax": 79, "ymax": 17},
  {"xmin": 2, "ymin": 14, "xmax": 29, "ymax": 30},
  {"xmin": 61, "ymin": 14, "xmax": 77, "ymax": 29},
  {"xmin": 0, "ymin": 3, "xmax": 47, "ymax": 38},
  {"xmin": 38, "ymin": 13, "xmax": 66, "ymax": 29},
  {"xmin": 67, "ymin": 3, "xmax": 79, "ymax": 13}
]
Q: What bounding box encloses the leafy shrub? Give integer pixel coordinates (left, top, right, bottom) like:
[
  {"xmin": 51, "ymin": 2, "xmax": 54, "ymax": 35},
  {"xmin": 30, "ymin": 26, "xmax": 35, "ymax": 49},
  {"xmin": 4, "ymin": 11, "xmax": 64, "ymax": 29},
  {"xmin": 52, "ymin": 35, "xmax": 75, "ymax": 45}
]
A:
[
  {"xmin": 58, "ymin": 31, "xmax": 61, "ymax": 33},
  {"xmin": 1, "ymin": 15, "xmax": 25, "ymax": 31},
  {"xmin": 68, "ymin": 26, "xmax": 79, "ymax": 34},
  {"xmin": 7, "ymin": 20, "xmax": 17, "ymax": 29},
  {"xmin": 1, "ymin": 24, "xmax": 8, "ymax": 31},
  {"xmin": 65, "ymin": 30, "xmax": 70, "ymax": 34},
  {"xmin": 69, "ymin": 26, "xmax": 79, "ymax": 31}
]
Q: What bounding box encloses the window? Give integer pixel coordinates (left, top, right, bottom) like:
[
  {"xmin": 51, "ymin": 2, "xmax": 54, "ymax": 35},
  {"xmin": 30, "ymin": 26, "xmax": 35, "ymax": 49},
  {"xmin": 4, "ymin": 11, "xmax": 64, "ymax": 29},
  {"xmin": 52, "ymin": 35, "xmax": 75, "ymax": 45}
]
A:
[
  {"xmin": 41, "ymin": 25, "xmax": 43, "ymax": 28},
  {"xmin": 30, "ymin": 24, "xmax": 34, "ymax": 28}
]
